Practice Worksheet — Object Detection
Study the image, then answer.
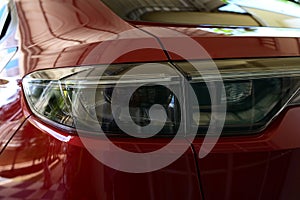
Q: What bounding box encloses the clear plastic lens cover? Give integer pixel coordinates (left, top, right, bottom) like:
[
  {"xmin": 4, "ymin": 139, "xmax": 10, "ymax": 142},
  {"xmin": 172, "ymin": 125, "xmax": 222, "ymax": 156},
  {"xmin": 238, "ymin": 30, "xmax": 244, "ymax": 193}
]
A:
[
  {"xmin": 23, "ymin": 58, "xmax": 300, "ymax": 136},
  {"xmin": 23, "ymin": 63, "xmax": 184, "ymax": 136}
]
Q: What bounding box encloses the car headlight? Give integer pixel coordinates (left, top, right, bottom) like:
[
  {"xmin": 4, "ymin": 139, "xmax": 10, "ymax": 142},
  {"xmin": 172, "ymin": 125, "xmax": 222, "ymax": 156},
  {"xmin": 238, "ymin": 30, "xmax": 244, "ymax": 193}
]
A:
[
  {"xmin": 23, "ymin": 63, "xmax": 183, "ymax": 136},
  {"xmin": 22, "ymin": 58, "xmax": 300, "ymax": 136}
]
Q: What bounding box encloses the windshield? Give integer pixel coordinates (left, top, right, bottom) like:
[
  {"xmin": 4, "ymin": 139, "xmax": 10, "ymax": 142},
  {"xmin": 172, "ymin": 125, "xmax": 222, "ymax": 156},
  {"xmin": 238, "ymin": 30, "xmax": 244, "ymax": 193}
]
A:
[{"xmin": 101, "ymin": 0, "xmax": 300, "ymax": 28}]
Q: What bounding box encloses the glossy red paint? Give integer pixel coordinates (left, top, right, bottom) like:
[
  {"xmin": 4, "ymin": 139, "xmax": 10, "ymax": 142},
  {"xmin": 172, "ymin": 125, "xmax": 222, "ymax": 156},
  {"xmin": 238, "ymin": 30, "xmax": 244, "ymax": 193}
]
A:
[
  {"xmin": 0, "ymin": 118, "xmax": 202, "ymax": 199},
  {"xmin": 15, "ymin": 0, "xmax": 168, "ymax": 75},
  {"xmin": 0, "ymin": 0, "xmax": 300, "ymax": 199},
  {"xmin": 191, "ymin": 107, "xmax": 300, "ymax": 199}
]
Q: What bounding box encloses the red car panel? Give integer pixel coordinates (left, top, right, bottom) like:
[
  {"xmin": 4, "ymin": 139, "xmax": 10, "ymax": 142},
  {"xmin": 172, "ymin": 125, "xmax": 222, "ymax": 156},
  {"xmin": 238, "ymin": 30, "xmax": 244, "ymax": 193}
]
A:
[
  {"xmin": 0, "ymin": 116, "xmax": 203, "ymax": 199},
  {"xmin": 191, "ymin": 106, "xmax": 300, "ymax": 200}
]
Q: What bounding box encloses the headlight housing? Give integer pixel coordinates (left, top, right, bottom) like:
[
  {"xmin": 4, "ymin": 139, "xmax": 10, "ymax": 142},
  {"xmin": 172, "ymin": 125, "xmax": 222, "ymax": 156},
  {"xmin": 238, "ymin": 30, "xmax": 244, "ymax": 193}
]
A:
[{"xmin": 23, "ymin": 58, "xmax": 300, "ymax": 136}]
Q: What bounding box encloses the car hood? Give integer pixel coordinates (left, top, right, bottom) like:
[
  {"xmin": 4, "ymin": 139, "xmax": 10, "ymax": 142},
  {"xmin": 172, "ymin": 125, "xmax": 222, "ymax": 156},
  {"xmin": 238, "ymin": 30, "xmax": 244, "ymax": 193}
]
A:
[{"xmin": 16, "ymin": 0, "xmax": 300, "ymax": 76}]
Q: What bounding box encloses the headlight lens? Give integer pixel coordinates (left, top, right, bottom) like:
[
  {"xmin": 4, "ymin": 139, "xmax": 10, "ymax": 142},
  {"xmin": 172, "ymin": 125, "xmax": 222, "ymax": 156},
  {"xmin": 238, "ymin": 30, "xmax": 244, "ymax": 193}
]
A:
[
  {"xmin": 23, "ymin": 63, "xmax": 182, "ymax": 136},
  {"xmin": 23, "ymin": 58, "xmax": 300, "ymax": 136}
]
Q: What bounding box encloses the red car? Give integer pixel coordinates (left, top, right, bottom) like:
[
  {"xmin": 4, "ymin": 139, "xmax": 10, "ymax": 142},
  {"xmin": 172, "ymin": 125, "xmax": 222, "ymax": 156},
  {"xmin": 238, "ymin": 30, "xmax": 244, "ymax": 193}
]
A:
[{"xmin": 1, "ymin": 0, "xmax": 300, "ymax": 199}]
